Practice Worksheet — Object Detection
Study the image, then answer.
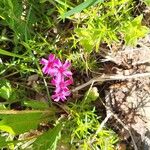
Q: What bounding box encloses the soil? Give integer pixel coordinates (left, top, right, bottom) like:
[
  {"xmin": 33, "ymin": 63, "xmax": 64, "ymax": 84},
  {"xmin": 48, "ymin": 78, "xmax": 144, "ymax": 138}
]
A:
[{"xmin": 100, "ymin": 34, "xmax": 150, "ymax": 149}]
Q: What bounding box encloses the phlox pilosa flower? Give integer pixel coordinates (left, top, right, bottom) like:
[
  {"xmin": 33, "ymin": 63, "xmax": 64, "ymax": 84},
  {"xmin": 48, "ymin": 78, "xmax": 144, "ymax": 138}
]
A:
[
  {"xmin": 51, "ymin": 77, "xmax": 73, "ymax": 93},
  {"xmin": 40, "ymin": 53, "xmax": 73, "ymax": 102},
  {"xmin": 54, "ymin": 59, "xmax": 72, "ymax": 82},
  {"xmin": 51, "ymin": 89, "xmax": 71, "ymax": 102},
  {"xmin": 40, "ymin": 54, "xmax": 56, "ymax": 76}
]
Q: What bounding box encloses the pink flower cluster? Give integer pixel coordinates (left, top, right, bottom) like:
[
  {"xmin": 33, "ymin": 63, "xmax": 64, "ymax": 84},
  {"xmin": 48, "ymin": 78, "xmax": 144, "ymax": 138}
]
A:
[{"xmin": 40, "ymin": 54, "xmax": 73, "ymax": 102}]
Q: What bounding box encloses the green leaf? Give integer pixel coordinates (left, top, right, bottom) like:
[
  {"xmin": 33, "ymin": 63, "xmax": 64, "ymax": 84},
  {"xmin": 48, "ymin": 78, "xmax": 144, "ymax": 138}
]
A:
[
  {"xmin": 143, "ymin": 0, "xmax": 150, "ymax": 6},
  {"xmin": 0, "ymin": 136, "xmax": 7, "ymax": 148},
  {"xmin": 23, "ymin": 100, "xmax": 49, "ymax": 110},
  {"xmin": 0, "ymin": 79, "xmax": 12, "ymax": 100},
  {"xmin": 75, "ymin": 28, "xmax": 94, "ymax": 53},
  {"xmin": 0, "ymin": 104, "xmax": 7, "ymax": 110},
  {"xmin": 0, "ymin": 0, "xmax": 36, "ymax": 41},
  {"xmin": 0, "ymin": 135, "xmax": 26, "ymax": 149},
  {"xmin": 33, "ymin": 123, "xmax": 62, "ymax": 150},
  {"xmin": 0, "ymin": 48, "xmax": 26, "ymax": 59},
  {"xmin": 0, "ymin": 112, "xmax": 45, "ymax": 135},
  {"xmin": 0, "ymin": 79, "xmax": 17, "ymax": 102},
  {"xmin": 122, "ymin": 15, "xmax": 149, "ymax": 46},
  {"xmin": 63, "ymin": 0, "xmax": 103, "ymax": 18}
]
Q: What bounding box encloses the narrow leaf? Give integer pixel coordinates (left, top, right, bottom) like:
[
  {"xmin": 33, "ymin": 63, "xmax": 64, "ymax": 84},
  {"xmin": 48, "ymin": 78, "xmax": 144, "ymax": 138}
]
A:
[
  {"xmin": 0, "ymin": 136, "xmax": 7, "ymax": 148},
  {"xmin": 63, "ymin": 0, "xmax": 103, "ymax": 18},
  {"xmin": 23, "ymin": 100, "xmax": 49, "ymax": 110},
  {"xmin": 33, "ymin": 123, "xmax": 62, "ymax": 150},
  {"xmin": 0, "ymin": 48, "xmax": 26, "ymax": 59}
]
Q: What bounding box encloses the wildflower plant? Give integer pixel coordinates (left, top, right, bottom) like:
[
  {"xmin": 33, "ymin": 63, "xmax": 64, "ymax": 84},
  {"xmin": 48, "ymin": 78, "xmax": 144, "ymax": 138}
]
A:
[
  {"xmin": 40, "ymin": 54, "xmax": 73, "ymax": 102},
  {"xmin": 71, "ymin": 0, "xmax": 149, "ymax": 53},
  {"xmin": 61, "ymin": 87, "xmax": 118, "ymax": 150},
  {"xmin": 0, "ymin": 0, "xmax": 149, "ymax": 149}
]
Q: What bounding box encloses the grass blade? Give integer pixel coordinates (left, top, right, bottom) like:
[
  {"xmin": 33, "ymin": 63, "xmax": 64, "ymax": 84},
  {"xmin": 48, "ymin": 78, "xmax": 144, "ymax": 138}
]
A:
[
  {"xmin": 0, "ymin": 49, "xmax": 26, "ymax": 59},
  {"xmin": 63, "ymin": 0, "xmax": 103, "ymax": 18}
]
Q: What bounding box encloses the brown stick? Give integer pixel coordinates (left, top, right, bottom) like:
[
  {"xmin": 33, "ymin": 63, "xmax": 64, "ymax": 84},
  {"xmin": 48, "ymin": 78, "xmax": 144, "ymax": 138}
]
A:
[{"xmin": 72, "ymin": 72, "xmax": 150, "ymax": 92}]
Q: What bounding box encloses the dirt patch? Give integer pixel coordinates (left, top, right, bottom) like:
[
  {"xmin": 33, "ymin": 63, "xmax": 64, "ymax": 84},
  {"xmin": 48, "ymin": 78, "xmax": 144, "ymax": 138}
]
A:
[{"xmin": 101, "ymin": 34, "xmax": 150, "ymax": 149}]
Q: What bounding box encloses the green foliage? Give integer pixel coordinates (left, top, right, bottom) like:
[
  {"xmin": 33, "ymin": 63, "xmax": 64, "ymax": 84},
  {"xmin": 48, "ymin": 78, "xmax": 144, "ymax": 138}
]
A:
[
  {"xmin": 0, "ymin": 79, "xmax": 12, "ymax": 100},
  {"xmin": 23, "ymin": 100, "xmax": 49, "ymax": 110},
  {"xmin": 0, "ymin": 0, "xmax": 32, "ymax": 41},
  {"xmin": 0, "ymin": 112, "xmax": 45, "ymax": 135},
  {"xmin": 0, "ymin": 136, "xmax": 7, "ymax": 148},
  {"xmin": 62, "ymin": 88, "xmax": 118, "ymax": 149},
  {"xmin": 33, "ymin": 123, "xmax": 62, "ymax": 150},
  {"xmin": 0, "ymin": 0, "xmax": 149, "ymax": 149},
  {"xmin": 0, "ymin": 104, "xmax": 7, "ymax": 110},
  {"xmin": 83, "ymin": 87, "xmax": 99, "ymax": 104},
  {"xmin": 67, "ymin": 52, "xmax": 97, "ymax": 72},
  {"xmin": 143, "ymin": 0, "xmax": 150, "ymax": 6},
  {"xmin": 63, "ymin": 0, "xmax": 104, "ymax": 18},
  {"xmin": 0, "ymin": 48, "xmax": 26, "ymax": 59},
  {"xmin": 0, "ymin": 109, "xmax": 57, "ymax": 149},
  {"xmin": 95, "ymin": 129, "xmax": 118, "ymax": 150},
  {"xmin": 121, "ymin": 15, "xmax": 149, "ymax": 45},
  {"xmin": 68, "ymin": 109, "xmax": 118, "ymax": 149},
  {"xmin": 0, "ymin": 79, "xmax": 25, "ymax": 103},
  {"xmin": 73, "ymin": 0, "xmax": 149, "ymax": 53},
  {"xmin": 0, "ymin": 79, "xmax": 18, "ymax": 102}
]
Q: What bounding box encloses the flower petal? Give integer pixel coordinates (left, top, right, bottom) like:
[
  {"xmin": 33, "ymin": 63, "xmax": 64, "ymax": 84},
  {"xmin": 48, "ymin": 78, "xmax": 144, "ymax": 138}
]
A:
[
  {"xmin": 54, "ymin": 59, "xmax": 62, "ymax": 67},
  {"xmin": 47, "ymin": 68, "xmax": 58, "ymax": 76},
  {"xmin": 63, "ymin": 70, "xmax": 72, "ymax": 77},
  {"xmin": 65, "ymin": 78, "xmax": 73, "ymax": 86},
  {"xmin": 40, "ymin": 58, "xmax": 48, "ymax": 65},
  {"xmin": 51, "ymin": 78, "xmax": 57, "ymax": 85},
  {"xmin": 63, "ymin": 60, "xmax": 71, "ymax": 69},
  {"xmin": 55, "ymin": 73, "xmax": 64, "ymax": 83},
  {"xmin": 61, "ymin": 96, "xmax": 66, "ymax": 101},
  {"xmin": 64, "ymin": 90, "xmax": 71, "ymax": 97},
  {"xmin": 42, "ymin": 66, "xmax": 48, "ymax": 74},
  {"xmin": 52, "ymin": 95, "xmax": 60, "ymax": 102},
  {"xmin": 40, "ymin": 53, "xmax": 73, "ymax": 102},
  {"xmin": 54, "ymin": 87, "xmax": 61, "ymax": 93},
  {"xmin": 48, "ymin": 54, "xmax": 55, "ymax": 61}
]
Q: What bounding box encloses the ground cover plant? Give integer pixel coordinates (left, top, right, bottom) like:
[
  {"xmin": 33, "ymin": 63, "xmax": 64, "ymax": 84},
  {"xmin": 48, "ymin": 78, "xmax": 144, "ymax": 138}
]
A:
[{"xmin": 0, "ymin": 0, "xmax": 150, "ymax": 149}]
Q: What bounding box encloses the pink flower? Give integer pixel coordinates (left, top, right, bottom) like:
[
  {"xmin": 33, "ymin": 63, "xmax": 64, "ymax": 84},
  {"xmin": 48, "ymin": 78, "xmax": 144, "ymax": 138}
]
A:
[
  {"xmin": 51, "ymin": 77, "xmax": 73, "ymax": 93},
  {"xmin": 40, "ymin": 53, "xmax": 73, "ymax": 102},
  {"xmin": 54, "ymin": 59, "xmax": 72, "ymax": 82},
  {"xmin": 40, "ymin": 54, "xmax": 56, "ymax": 76},
  {"xmin": 52, "ymin": 89, "xmax": 71, "ymax": 102}
]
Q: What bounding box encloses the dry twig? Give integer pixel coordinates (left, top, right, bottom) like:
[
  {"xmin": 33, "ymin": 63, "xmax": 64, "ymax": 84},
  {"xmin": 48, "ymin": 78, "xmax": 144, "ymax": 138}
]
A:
[{"xmin": 72, "ymin": 72, "xmax": 150, "ymax": 92}]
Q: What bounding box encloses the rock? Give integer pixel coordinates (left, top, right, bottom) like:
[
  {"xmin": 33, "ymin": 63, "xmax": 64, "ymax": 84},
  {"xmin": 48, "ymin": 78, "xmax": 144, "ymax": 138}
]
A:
[{"xmin": 104, "ymin": 34, "xmax": 150, "ymax": 149}]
